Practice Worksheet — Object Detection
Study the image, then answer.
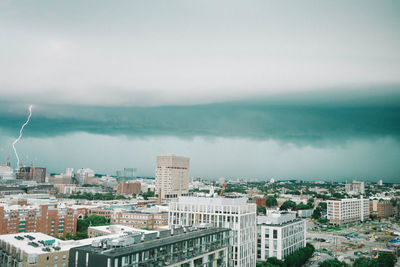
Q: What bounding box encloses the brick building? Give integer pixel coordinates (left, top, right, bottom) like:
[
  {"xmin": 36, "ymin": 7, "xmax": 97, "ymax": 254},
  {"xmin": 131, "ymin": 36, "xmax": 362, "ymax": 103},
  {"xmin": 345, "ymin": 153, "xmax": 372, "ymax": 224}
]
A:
[
  {"xmin": 111, "ymin": 209, "xmax": 168, "ymax": 230},
  {"xmin": 370, "ymin": 200, "xmax": 393, "ymax": 218},
  {"xmin": 116, "ymin": 181, "xmax": 141, "ymax": 195},
  {"xmin": 0, "ymin": 204, "xmax": 85, "ymax": 236}
]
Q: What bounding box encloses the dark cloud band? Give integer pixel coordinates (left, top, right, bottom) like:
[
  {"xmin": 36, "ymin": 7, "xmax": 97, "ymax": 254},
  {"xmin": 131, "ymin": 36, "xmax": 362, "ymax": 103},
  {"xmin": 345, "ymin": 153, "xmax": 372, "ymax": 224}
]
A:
[{"xmin": 1, "ymin": 89, "xmax": 399, "ymax": 144}]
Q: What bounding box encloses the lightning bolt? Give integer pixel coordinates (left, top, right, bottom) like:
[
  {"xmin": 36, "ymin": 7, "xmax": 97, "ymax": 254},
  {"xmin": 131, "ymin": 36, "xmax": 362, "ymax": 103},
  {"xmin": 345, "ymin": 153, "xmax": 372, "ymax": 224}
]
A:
[{"xmin": 12, "ymin": 105, "xmax": 33, "ymax": 169}]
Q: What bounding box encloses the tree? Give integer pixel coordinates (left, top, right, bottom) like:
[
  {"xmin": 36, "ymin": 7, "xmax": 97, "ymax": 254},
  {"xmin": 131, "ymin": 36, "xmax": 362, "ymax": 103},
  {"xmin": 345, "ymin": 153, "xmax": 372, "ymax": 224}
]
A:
[
  {"xmin": 307, "ymin": 198, "xmax": 314, "ymax": 208},
  {"xmin": 312, "ymin": 207, "xmax": 322, "ymax": 219},
  {"xmin": 318, "ymin": 259, "xmax": 348, "ymax": 267},
  {"xmin": 296, "ymin": 203, "xmax": 310, "ymax": 210},
  {"xmin": 318, "ymin": 202, "xmax": 327, "ymax": 210},
  {"xmin": 284, "ymin": 243, "xmax": 314, "ymax": 267},
  {"xmin": 267, "ymin": 257, "xmax": 286, "ymax": 267},
  {"xmin": 376, "ymin": 253, "xmax": 396, "ymax": 267},
  {"xmin": 266, "ymin": 196, "xmax": 278, "ymax": 207},
  {"xmin": 353, "ymin": 257, "xmax": 376, "ymax": 267},
  {"xmin": 280, "ymin": 200, "xmax": 297, "ymax": 211},
  {"xmin": 257, "ymin": 206, "xmax": 266, "ymax": 214}
]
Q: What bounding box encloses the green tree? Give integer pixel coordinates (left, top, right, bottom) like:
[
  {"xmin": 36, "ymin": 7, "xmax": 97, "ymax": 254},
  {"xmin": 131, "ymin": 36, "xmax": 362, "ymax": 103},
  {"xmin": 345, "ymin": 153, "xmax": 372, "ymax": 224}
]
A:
[
  {"xmin": 280, "ymin": 200, "xmax": 297, "ymax": 211},
  {"xmin": 257, "ymin": 206, "xmax": 266, "ymax": 214},
  {"xmin": 353, "ymin": 257, "xmax": 375, "ymax": 267},
  {"xmin": 266, "ymin": 196, "xmax": 278, "ymax": 207},
  {"xmin": 318, "ymin": 202, "xmax": 327, "ymax": 210},
  {"xmin": 376, "ymin": 253, "xmax": 396, "ymax": 267},
  {"xmin": 318, "ymin": 259, "xmax": 348, "ymax": 267},
  {"xmin": 296, "ymin": 203, "xmax": 310, "ymax": 210},
  {"xmin": 267, "ymin": 257, "xmax": 286, "ymax": 267},
  {"xmin": 312, "ymin": 207, "xmax": 322, "ymax": 219},
  {"xmin": 284, "ymin": 243, "xmax": 314, "ymax": 267}
]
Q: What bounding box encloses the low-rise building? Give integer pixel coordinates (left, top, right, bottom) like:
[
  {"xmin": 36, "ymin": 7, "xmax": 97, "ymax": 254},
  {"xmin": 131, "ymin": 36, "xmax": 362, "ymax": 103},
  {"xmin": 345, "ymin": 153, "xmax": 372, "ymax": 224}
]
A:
[
  {"xmin": 370, "ymin": 199, "xmax": 393, "ymax": 218},
  {"xmin": 257, "ymin": 212, "xmax": 306, "ymax": 260},
  {"xmin": 0, "ymin": 232, "xmax": 72, "ymax": 267},
  {"xmin": 69, "ymin": 226, "xmax": 232, "ymax": 267},
  {"xmin": 0, "ymin": 203, "xmax": 85, "ymax": 236},
  {"xmin": 111, "ymin": 207, "xmax": 168, "ymax": 230},
  {"xmin": 116, "ymin": 181, "xmax": 141, "ymax": 195}
]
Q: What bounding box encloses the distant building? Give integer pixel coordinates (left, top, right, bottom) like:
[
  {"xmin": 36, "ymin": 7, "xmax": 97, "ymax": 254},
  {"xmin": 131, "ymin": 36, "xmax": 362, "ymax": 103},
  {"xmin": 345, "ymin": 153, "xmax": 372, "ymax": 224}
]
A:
[
  {"xmin": 378, "ymin": 179, "xmax": 383, "ymax": 186},
  {"xmin": 16, "ymin": 166, "xmax": 46, "ymax": 183},
  {"xmin": 69, "ymin": 226, "xmax": 232, "ymax": 267},
  {"xmin": 345, "ymin": 180, "xmax": 365, "ymax": 195},
  {"xmin": 111, "ymin": 206, "xmax": 168, "ymax": 230},
  {"xmin": 76, "ymin": 168, "xmax": 95, "ymax": 184},
  {"xmin": 155, "ymin": 154, "xmax": 190, "ymax": 200},
  {"xmin": 116, "ymin": 181, "xmax": 141, "ymax": 195},
  {"xmin": 257, "ymin": 212, "xmax": 306, "ymax": 260},
  {"xmin": 254, "ymin": 196, "xmax": 267, "ymax": 207},
  {"xmin": 370, "ymin": 199, "xmax": 393, "ymax": 218},
  {"xmin": 327, "ymin": 197, "xmax": 369, "ymax": 225},
  {"xmin": 169, "ymin": 196, "xmax": 257, "ymax": 267},
  {"xmin": 0, "ymin": 162, "xmax": 15, "ymax": 181}
]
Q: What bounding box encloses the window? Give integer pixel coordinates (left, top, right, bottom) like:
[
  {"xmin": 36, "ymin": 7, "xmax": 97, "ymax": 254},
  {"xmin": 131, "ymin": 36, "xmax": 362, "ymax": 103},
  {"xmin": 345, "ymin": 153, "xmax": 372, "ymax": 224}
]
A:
[
  {"xmin": 62, "ymin": 254, "xmax": 67, "ymax": 260},
  {"xmin": 54, "ymin": 256, "xmax": 58, "ymax": 261},
  {"xmin": 273, "ymin": 230, "xmax": 277, "ymax": 239}
]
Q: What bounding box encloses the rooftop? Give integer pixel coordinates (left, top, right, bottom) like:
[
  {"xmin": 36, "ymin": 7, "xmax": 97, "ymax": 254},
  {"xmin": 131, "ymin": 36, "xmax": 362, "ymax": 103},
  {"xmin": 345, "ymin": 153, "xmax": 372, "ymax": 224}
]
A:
[
  {"xmin": 75, "ymin": 226, "xmax": 229, "ymax": 258},
  {"xmin": 257, "ymin": 211, "xmax": 301, "ymax": 226},
  {"xmin": 177, "ymin": 196, "xmax": 249, "ymax": 206},
  {"xmin": 0, "ymin": 232, "xmax": 123, "ymax": 255}
]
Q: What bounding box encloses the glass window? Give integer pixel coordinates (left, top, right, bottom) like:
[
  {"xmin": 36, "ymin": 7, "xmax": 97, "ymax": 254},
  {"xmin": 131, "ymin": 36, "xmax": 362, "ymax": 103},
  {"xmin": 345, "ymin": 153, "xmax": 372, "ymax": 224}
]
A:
[{"xmin": 273, "ymin": 230, "xmax": 277, "ymax": 239}]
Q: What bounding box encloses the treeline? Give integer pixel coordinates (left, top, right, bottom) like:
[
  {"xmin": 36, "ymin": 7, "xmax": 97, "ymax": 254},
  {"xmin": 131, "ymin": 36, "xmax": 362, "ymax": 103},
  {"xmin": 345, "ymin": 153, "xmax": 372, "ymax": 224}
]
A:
[
  {"xmin": 67, "ymin": 192, "xmax": 127, "ymax": 200},
  {"xmin": 318, "ymin": 253, "xmax": 396, "ymax": 267},
  {"xmin": 256, "ymin": 243, "xmax": 315, "ymax": 267}
]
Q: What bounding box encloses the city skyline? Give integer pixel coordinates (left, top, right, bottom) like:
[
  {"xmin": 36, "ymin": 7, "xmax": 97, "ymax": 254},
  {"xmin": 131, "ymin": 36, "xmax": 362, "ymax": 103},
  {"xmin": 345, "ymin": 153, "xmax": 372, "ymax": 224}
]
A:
[{"xmin": 1, "ymin": 1, "xmax": 400, "ymax": 181}]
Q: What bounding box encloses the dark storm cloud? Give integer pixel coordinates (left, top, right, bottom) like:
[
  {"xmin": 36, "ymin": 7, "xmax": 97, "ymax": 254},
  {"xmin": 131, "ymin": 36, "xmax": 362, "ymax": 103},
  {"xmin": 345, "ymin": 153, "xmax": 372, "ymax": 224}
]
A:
[{"xmin": 1, "ymin": 88, "xmax": 399, "ymax": 144}]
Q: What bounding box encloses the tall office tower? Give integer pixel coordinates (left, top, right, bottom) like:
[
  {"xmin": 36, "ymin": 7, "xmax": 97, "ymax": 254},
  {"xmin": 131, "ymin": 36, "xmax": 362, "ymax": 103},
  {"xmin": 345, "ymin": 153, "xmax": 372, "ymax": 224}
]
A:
[
  {"xmin": 345, "ymin": 180, "xmax": 365, "ymax": 195},
  {"xmin": 155, "ymin": 154, "xmax": 190, "ymax": 200},
  {"xmin": 257, "ymin": 212, "xmax": 306, "ymax": 261},
  {"xmin": 327, "ymin": 197, "xmax": 369, "ymax": 225},
  {"xmin": 169, "ymin": 196, "xmax": 257, "ymax": 267}
]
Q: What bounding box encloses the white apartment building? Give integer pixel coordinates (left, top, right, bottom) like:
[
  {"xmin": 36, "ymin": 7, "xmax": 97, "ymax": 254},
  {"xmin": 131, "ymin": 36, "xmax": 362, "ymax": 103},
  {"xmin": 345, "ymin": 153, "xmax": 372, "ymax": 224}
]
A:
[
  {"xmin": 345, "ymin": 180, "xmax": 365, "ymax": 195},
  {"xmin": 169, "ymin": 196, "xmax": 257, "ymax": 267},
  {"xmin": 155, "ymin": 154, "xmax": 190, "ymax": 200},
  {"xmin": 327, "ymin": 197, "xmax": 369, "ymax": 225},
  {"xmin": 257, "ymin": 212, "xmax": 306, "ymax": 260}
]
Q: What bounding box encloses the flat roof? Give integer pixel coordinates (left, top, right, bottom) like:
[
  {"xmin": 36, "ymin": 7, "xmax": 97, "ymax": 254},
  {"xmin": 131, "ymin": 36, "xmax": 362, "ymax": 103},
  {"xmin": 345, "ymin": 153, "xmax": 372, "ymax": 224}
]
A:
[
  {"xmin": 89, "ymin": 225, "xmax": 156, "ymax": 234},
  {"xmin": 75, "ymin": 227, "xmax": 230, "ymax": 257},
  {"xmin": 0, "ymin": 232, "xmax": 124, "ymax": 255}
]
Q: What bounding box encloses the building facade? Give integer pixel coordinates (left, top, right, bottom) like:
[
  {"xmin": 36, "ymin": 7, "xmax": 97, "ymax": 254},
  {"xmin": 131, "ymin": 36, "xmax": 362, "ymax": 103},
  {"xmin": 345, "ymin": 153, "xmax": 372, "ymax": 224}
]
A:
[
  {"xmin": 111, "ymin": 210, "xmax": 168, "ymax": 230},
  {"xmin": 116, "ymin": 181, "xmax": 141, "ymax": 195},
  {"xmin": 345, "ymin": 181, "xmax": 365, "ymax": 195},
  {"xmin": 16, "ymin": 167, "xmax": 46, "ymax": 183},
  {"xmin": 155, "ymin": 155, "xmax": 189, "ymax": 200},
  {"xmin": 69, "ymin": 227, "xmax": 232, "ymax": 267},
  {"xmin": 257, "ymin": 212, "xmax": 306, "ymax": 260},
  {"xmin": 169, "ymin": 196, "xmax": 257, "ymax": 267},
  {"xmin": 370, "ymin": 200, "xmax": 393, "ymax": 218},
  {"xmin": 0, "ymin": 204, "xmax": 85, "ymax": 236},
  {"xmin": 0, "ymin": 232, "xmax": 71, "ymax": 267},
  {"xmin": 327, "ymin": 197, "xmax": 369, "ymax": 225}
]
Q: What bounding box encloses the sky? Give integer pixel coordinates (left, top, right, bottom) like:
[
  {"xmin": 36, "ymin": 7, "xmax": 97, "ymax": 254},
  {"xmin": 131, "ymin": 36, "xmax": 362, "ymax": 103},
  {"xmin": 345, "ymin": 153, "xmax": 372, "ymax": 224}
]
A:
[{"xmin": 0, "ymin": 0, "xmax": 400, "ymax": 181}]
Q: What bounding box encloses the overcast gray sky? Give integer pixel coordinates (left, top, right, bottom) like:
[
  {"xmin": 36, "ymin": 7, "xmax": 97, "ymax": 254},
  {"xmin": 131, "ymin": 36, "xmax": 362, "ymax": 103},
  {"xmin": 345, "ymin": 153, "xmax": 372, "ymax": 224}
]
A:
[{"xmin": 0, "ymin": 0, "xmax": 399, "ymax": 181}]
